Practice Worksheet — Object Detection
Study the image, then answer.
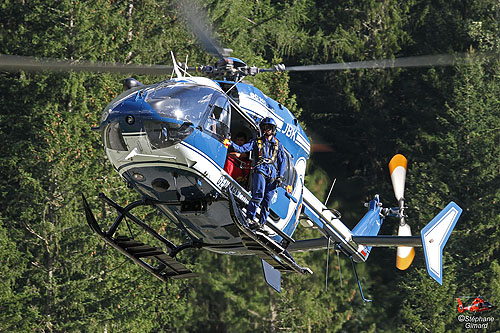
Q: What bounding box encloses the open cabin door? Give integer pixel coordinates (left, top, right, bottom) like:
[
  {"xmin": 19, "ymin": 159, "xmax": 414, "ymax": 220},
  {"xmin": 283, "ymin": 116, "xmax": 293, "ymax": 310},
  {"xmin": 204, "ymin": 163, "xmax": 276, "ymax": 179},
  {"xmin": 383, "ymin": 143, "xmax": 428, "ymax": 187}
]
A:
[{"xmin": 196, "ymin": 92, "xmax": 231, "ymax": 168}]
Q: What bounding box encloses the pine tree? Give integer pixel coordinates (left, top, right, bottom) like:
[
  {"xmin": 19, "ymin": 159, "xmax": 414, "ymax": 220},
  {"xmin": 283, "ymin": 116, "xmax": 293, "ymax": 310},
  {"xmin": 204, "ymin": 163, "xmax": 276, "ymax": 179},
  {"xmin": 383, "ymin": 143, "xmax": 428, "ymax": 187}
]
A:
[
  {"xmin": 0, "ymin": 0, "xmax": 204, "ymax": 330},
  {"xmin": 0, "ymin": 213, "xmax": 29, "ymax": 330},
  {"xmin": 2, "ymin": 0, "xmax": 499, "ymax": 331},
  {"xmin": 396, "ymin": 10, "xmax": 500, "ymax": 330}
]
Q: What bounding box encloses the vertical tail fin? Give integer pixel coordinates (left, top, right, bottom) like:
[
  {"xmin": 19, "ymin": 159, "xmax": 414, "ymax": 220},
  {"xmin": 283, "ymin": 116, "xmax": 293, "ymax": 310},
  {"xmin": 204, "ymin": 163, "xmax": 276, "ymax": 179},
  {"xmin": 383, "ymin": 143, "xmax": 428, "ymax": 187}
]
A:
[{"xmin": 421, "ymin": 202, "xmax": 462, "ymax": 284}]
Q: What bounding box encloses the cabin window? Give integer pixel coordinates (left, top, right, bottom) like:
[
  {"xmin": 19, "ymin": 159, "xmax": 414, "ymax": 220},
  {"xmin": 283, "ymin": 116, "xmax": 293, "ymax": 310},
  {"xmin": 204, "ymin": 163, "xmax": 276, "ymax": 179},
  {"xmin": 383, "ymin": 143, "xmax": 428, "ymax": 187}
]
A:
[
  {"xmin": 104, "ymin": 122, "xmax": 127, "ymax": 151},
  {"xmin": 282, "ymin": 149, "xmax": 296, "ymax": 187},
  {"xmin": 203, "ymin": 94, "xmax": 231, "ymax": 140}
]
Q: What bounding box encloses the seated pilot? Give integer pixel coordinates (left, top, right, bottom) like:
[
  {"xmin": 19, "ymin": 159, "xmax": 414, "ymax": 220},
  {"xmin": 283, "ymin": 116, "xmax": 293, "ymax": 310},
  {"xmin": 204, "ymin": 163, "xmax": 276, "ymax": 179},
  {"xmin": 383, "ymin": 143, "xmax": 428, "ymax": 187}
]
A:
[{"xmin": 224, "ymin": 132, "xmax": 251, "ymax": 186}]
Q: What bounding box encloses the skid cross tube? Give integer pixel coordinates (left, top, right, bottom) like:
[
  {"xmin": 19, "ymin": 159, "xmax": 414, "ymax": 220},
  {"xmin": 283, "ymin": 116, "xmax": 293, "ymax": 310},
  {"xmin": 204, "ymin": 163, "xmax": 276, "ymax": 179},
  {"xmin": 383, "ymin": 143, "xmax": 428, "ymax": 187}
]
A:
[
  {"xmin": 106, "ymin": 199, "xmax": 147, "ymax": 237},
  {"xmin": 169, "ymin": 241, "xmax": 204, "ymax": 258},
  {"xmin": 83, "ymin": 193, "xmax": 198, "ymax": 281},
  {"xmin": 98, "ymin": 192, "xmax": 178, "ymax": 252}
]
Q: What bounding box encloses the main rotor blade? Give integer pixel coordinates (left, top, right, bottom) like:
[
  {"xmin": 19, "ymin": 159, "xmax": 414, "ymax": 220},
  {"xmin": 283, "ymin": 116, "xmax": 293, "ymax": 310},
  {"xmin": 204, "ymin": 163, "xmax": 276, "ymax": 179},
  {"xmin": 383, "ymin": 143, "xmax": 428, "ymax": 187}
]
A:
[
  {"xmin": 265, "ymin": 53, "xmax": 470, "ymax": 72},
  {"xmin": 0, "ymin": 54, "xmax": 175, "ymax": 75},
  {"xmin": 177, "ymin": 0, "xmax": 231, "ymax": 59}
]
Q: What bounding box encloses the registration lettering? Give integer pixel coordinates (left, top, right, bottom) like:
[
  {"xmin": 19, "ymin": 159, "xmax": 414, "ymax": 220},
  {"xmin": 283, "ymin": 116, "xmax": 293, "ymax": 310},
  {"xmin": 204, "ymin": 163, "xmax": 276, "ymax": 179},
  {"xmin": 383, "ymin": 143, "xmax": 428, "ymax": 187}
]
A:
[
  {"xmin": 217, "ymin": 175, "xmax": 249, "ymax": 205},
  {"xmin": 281, "ymin": 123, "xmax": 297, "ymax": 141}
]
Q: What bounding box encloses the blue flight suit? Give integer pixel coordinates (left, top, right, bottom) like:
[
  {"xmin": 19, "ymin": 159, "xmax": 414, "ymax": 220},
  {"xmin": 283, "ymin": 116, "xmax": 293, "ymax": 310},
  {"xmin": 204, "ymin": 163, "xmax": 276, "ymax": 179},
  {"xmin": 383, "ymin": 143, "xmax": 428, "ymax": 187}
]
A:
[{"xmin": 231, "ymin": 136, "xmax": 286, "ymax": 225}]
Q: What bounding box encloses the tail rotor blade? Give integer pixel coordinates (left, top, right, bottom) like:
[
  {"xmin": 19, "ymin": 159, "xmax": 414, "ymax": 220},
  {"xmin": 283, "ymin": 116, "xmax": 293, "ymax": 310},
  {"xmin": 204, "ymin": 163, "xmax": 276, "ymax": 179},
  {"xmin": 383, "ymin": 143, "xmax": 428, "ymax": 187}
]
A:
[
  {"xmin": 389, "ymin": 154, "xmax": 414, "ymax": 270},
  {"xmin": 396, "ymin": 224, "xmax": 415, "ymax": 270},
  {"xmin": 389, "ymin": 154, "xmax": 407, "ymax": 202}
]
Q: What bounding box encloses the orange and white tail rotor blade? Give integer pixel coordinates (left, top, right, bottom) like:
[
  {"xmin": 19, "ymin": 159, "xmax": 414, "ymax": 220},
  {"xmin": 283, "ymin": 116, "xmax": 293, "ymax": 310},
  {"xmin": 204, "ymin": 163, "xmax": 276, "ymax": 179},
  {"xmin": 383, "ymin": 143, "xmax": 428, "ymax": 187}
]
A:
[
  {"xmin": 389, "ymin": 154, "xmax": 407, "ymax": 202},
  {"xmin": 396, "ymin": 223, "xmax": 415, "ymax": 270},
  {"xmin": 389, "ymin": 154, "xmax": 415, "ymax": 270}
]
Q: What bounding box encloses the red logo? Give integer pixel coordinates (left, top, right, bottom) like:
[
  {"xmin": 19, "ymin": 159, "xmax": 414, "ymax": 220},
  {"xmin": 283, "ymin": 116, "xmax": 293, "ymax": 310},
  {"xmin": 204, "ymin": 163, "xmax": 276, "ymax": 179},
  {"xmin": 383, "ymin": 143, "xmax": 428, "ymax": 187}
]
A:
[{"xmin": 457, "ymin": 296, "xmax": 496, "ymax": 313}]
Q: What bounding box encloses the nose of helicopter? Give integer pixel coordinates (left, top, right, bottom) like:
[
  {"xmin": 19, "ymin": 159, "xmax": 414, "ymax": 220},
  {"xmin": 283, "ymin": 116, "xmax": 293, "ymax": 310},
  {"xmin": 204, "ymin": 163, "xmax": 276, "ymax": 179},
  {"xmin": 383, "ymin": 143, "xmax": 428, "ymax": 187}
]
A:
[
  {"xmin": 101, "ymin": 98, "xmax": 195, "ymax": 152},
  {"xmin": 101, "ymin": 101, "xmax": 202, "ymax": 202},
  {"xmin": 100, "ymin": 81, "xmax": 217, "ymax": 150},
  {"xmin": 98, "ymin": 82, "xmax": 219, "ymax": 202}
]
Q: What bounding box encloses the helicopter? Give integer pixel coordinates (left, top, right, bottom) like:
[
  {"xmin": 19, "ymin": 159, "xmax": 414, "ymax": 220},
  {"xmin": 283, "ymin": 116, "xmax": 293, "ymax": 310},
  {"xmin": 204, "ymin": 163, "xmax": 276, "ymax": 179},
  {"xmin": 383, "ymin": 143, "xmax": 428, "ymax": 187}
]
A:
[
  {"xmin": 0, "ymin": 5, "xmax": 465, "ymax": 299},
  {"xmin": 80, "ymin": 58, "xmax": 461, "ymax": 297},
  {"xmin": 457, "ymin": 296, "xmax": 496, "ymax": 313},
  {"xmin": 83, "ymin": 50, "xmax": 463, "ymax": 296}
]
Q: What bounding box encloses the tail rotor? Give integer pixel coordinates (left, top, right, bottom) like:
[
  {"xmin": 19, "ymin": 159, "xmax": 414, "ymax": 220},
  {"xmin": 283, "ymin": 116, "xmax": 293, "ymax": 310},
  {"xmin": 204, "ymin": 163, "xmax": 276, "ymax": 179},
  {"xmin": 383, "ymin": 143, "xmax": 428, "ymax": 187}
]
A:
[{"xmin": 388, "ymin": 154, "xmax": 415, "ymax": 270}]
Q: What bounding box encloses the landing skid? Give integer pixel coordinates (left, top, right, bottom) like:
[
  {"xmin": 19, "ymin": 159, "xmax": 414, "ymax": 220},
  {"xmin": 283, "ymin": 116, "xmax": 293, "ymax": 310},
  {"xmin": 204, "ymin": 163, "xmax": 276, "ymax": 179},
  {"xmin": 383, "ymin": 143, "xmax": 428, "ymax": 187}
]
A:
[
  {"xmin": 82, "ymin": 193, "xmax": 198, "ymax": 282},
  {"xmin": 226, "ymin": 190, "xmax": 312, "ymax": 276}
]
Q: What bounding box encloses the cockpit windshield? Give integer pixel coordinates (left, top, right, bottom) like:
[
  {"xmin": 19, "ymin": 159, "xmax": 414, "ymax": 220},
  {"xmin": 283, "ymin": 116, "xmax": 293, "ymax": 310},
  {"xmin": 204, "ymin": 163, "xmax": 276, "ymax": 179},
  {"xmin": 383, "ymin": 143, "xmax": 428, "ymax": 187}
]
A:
[{"xmin": 145, "ymin": 84, "xmax": 214, "ymax": 125}]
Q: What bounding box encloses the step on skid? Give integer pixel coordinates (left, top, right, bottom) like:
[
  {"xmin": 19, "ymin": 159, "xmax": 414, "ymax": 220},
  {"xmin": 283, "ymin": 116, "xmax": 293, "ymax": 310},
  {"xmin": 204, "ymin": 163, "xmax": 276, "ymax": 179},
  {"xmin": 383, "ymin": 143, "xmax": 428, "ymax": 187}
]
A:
[
  {"xmin": 82, "ymin": 193, "xmax": 197, "ymax": 282},
  {"xmin": 226, "ymin": 189, "xmax": 312, "ymax": 275}
]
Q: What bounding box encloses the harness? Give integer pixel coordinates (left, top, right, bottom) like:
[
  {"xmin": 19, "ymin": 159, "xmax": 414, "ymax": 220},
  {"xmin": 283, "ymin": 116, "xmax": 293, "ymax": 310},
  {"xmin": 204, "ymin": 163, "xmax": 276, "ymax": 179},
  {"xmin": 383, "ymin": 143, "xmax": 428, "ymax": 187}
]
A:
[{"xmin": 253, "ymin": 137, "xmax": 280, "ymax": 179}]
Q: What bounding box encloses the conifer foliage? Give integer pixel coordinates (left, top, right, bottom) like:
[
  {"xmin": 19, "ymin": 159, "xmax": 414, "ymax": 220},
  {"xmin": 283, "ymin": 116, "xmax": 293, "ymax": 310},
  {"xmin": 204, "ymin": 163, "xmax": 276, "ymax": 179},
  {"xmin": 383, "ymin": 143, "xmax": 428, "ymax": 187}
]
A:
[{"xmin": 0, "ymin": 0, "xmax": 498, "ymax": 331}]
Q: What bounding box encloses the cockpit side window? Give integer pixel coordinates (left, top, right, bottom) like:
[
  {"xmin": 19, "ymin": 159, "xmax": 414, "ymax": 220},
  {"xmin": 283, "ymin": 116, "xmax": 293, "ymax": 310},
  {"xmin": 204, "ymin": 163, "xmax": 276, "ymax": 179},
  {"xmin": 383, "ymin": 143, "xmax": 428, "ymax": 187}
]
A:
[
  {"xmin": 282, "ymin": 149, "xmax": 297, "ymax": 187},
  {"xmin": 104, "ymin": 122, "xmax": 128, "ymax": 151},
  {"xmin": 203, "ymin": 94, "xmax": 231, "ymax": 140}
]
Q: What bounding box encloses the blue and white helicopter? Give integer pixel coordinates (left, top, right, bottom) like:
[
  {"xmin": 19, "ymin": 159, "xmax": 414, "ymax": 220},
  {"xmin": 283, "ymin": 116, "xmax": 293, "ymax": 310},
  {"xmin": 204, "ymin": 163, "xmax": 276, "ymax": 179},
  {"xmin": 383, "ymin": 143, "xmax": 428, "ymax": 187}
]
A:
[
  {"xmin": 0, "ymin": 9, "xmax": 464, "ymax": 298},
  {"xmin": 75, "ymin": 50, "xmax": 462, "ymax": 296}
]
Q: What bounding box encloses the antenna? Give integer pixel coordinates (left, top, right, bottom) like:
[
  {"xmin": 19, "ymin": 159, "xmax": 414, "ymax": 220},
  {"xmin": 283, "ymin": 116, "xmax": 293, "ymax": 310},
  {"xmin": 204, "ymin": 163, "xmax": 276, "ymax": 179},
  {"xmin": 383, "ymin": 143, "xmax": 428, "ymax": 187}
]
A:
[
  {"xmin": 324, "ymin": 178, "xmax": 336, "ymax": 205},
  {"xmin": 336, "ymin": 248, "xmax": 343, "ymax": 287},
  {"xmin": 170, "ymin": 51, "xmax": 183, "ymax": 78},
  {"xmin": 225, "ymin": 75, "xmax": 245, "ymax": 94},
  {"xmin": 325, "ymin": 237, "xmax": 331, "ymax": 291}
]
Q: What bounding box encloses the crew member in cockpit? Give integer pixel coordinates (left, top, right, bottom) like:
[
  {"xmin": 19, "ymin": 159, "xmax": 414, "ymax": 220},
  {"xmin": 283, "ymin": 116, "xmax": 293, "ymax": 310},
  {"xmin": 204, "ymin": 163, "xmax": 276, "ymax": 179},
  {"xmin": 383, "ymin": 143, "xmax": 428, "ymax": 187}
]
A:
[{"xmin": 228, "ymin": 117, "xmax": 286, "ymax": 233}]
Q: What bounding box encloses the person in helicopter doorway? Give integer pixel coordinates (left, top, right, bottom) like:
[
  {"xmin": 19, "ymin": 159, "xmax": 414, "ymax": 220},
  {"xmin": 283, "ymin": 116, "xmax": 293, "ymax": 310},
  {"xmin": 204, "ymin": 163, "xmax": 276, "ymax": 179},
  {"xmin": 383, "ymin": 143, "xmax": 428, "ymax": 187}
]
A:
[
  {"xmin": 224, "ymin": 132, "xmax": 251, "ymax": 187},
  {"xmin": 228, "ymin": 117, "xmax": 286, "ymax": 233}
]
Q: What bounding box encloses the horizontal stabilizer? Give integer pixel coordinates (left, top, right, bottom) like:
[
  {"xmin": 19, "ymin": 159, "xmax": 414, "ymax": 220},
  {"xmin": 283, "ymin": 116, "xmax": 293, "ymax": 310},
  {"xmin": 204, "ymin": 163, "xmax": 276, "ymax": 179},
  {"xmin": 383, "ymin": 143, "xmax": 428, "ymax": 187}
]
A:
[
  {"xmin": 421, "ymin": 202, "xmax": 462, "ymax": 285},
  {"xmin": 287, "ymin": 235, "xmax": 423, "ymax": 252},
  {"xmin": 353, "ymin": 235, "xmax": 422, "ymax": 247}
]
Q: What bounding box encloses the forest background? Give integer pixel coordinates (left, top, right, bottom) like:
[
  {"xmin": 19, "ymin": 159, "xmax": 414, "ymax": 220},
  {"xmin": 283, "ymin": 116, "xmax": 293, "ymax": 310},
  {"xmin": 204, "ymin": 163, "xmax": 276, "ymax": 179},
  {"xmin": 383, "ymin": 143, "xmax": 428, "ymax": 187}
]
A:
[{"xmin": 0, "ymin": 0, "xmax": 499, "ymax": 332}]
